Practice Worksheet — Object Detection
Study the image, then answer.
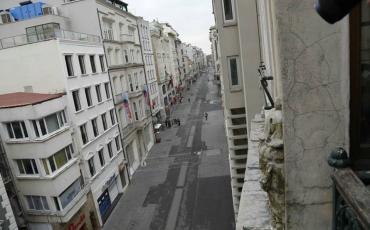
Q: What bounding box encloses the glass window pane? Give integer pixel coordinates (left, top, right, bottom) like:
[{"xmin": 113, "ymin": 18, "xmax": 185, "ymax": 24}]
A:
[
  {"xmin": 31, "ymin": 159, "xmax": 38, "ymax": 174},
  {"xmin": 41, "ymin": 196, "xmax": 49, "ymax": 210},
  {"xmin": 229, "ymin": 58, "xmax": 238, "ymax": 86},
  {"xmin": 45, "ymin": 114, "xmax": 59, "ymax": 133},
  {"xmin": 33, "ymin": 196, "xmax": 43, "ymax": 210},
  {"xmin": 26, "ymin": 196, "xmax": 34, "ymax": 209},
  {"xmin": 59, "ymin": 177, "xmax": 82, "ymax": 208},
  {"xmin": 39, "ymin": 119, "xmax": 47, "ymax": 135},
  {"xmin": 223, "ymin": 0, "xmax": 233, "ymax": 21},
  {"xmin": 17, "ymin": 160, "xmax": 25, "ymax": 174},
  {"xmin": 48, "ymin": 156, "xmax": 56, "ymax": 172},
  {"xmin": 23, "ymin": 160, "xmax": 34, "ymax": 174},
  {"xmin": 32, "ymin": 121, "xmax": 40, "ymax": 137},
  {"xmin": 54, "ymin": 149, "xmax": 68, "ymax": 169},
  {"xmin": 21, "ymin": 122, "xmax": 28, "ymax": 137},
  {"xmin": 12, "ymin": 122, "xmax": 23, "ymax": 139},
  {"xmin": 6, "ymin": 123, "xmax": 14, "ymax": 138},
  {"xmin": 43, "ymin": 159, "xmax": 49, "ymax": 175}
]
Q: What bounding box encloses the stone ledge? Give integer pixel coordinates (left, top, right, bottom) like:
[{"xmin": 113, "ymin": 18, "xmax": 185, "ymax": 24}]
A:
[{"xmin": 236, "ymin": 115, "xmax": 272, "ymax": 230}]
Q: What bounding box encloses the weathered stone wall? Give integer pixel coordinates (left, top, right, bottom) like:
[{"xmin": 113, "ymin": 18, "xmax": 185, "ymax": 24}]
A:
[
  {"xmin": 0, "ymin": 175, "xmax": 18, "ymax": 230},
  {"xmin": 271, "ymin": 0, "xmax": 350, "ymax": 229}
]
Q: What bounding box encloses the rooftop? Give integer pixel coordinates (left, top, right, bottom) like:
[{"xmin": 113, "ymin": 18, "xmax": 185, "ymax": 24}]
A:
[{"xmin": 0, "ymin": 92, "xmax": 64, "ymax": 109}]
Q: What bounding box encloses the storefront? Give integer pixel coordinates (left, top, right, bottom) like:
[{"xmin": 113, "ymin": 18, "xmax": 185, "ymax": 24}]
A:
[{"xmin": 97, "ymin": 173, "xmax": 120, "ymax": 222}]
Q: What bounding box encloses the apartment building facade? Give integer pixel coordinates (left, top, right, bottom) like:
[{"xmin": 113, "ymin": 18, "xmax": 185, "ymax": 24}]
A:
[
  {"xmin": 150, "ymin": 20, "xmax": 176, "ymax": 118},
  {"xmin": 0, "ymin": 3, "xmax": 128, "ymax": 227},
  {"xmin": 137, "ymin": 17, "xmax": 162, "ymax": 124},
  {"xmin": 212, "ymin": 0, "xmax": 365, "ymax": 229},
  {"xmin": 212, "ymin": 0, "xmax": 263, "ymax": 215}
]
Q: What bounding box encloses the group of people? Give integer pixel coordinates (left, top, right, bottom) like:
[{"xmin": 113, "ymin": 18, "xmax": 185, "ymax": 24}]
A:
[{"xmin": 164, "ymin": 117, "xmax": 181, "ymax": 128}]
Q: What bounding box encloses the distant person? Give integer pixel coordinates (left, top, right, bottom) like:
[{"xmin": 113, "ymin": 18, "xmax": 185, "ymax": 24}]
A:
[
  {"xmin": 188, "ymin": 98, "xmax": 190, "ymax": 103},
  {"xmin": 204, "ymin": 112, "xmax": 208, "ymax": 120}
]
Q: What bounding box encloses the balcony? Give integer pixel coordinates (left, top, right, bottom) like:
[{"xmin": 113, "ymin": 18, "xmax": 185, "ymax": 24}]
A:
[
  {"xmin": 103, "ymin": 29, "xmax": 114, "ymax": 41},
  {"xmin": 0, "ymin": 29, "xmax": 100, "ymax": 50},
  {"xmin": 128, "ymin": 90, "xmax": 143, "ymax": 99},
  {"xmin": 328, "ymin": 149, "xmax": 370, "ymax": 229},
  {"xmin": 120, "ymin": 34, "xmax": 135, "ymax": 43}
]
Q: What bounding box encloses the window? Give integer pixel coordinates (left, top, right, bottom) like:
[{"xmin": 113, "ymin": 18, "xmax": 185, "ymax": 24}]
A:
[
  {"xmin": 88, "ymin": 157, "xmax": 95, "ymax": 177},
  {"xmin": 98, "ymin": 149, "xmax": 105, "ymax": 166},
  {"xmin": 16, "ymin": 159, "xmax": 38, "ymax": 175},
  {"xmin": 85, "ymin": 87, "xmax": 93, "ymax": 107},
  {"xmin": 42, "ymin": 145, "xmax": 73, "ymax": 174},
  {"xmin": 65, "ymin": 55, "xmax": 74, "ymax": 77},
  {"xmin": 104, "ymin": 82, "xmax": 111, "ymax": 99},
  {"xmin": 115, "ymin": 136, "xmax": 121, "ymax": 151},
  {"xmin": 91, "ymin": 118, "xmax": 99, "ymax": 137},
  {"xmin": 107, "ymin": 142, "xmax": 113, "ymax": 158},
  {"xmin": 58, "ymin": 177, "xmax": 83, "ymax": 209},
  {"xmin": 6, "ymin": 121, "xmax": 28, "ymax": 139},
  {"xmin": 80, "ymin": 124, "xmax": 89, "ymax": 145},
  {"xmin": 26, "ymin": 23, "xmax": 60, "ymax": 42},
  {"xmin": 101, "ymin": 113, "xmax": 108, "ymax": 131},
  {"xmin": 95, "ymin": 85, "xmax": 102, "ymax": 103},
  {"xmin": 99, "ymin": 55, "xmax": 105, "ymax": 72},
  {"xmin": 26, "ymin": 195, "xmax": 49, "ymax": 211},
  {"xmin": 133, "ymin": 102, "xmax": 139, "ymax": 121},
  {"xmin": 228, "ymin": 56, "xmax": 239, "ymax": 87},
  {"xmin": 78, "ymin": 55, "xmax": 86, "ymax": 75},
  {"xmin": 32, "ymin": 111, "xmax": 67, "ymax": 137},
  {"xmin": 90, "ymin": 55, "xmax": 96, "ymax": 73},
  {"xmin": 110, "ymin": 109, "xmax": 116, "ymax": 125},
  {"xmin": 53, "ymin": 197, "xmax": 60, "ymax": 211},
  {"xmin": 72, "ymin": 90, "xmax": 82, "ymax": 112}
]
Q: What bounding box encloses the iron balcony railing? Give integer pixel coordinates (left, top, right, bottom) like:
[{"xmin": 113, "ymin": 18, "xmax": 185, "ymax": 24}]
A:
[
  {"xmin": 0, "ymin": 29, "xmax": 100, "ymax": 50},
  {"xmin": 328, "ymin": 148, "xmax": 370, "ymax": 230}
]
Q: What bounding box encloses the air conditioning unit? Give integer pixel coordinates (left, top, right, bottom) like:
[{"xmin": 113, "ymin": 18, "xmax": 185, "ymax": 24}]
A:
[{"xmin": 0, "ymin": 12, "xmax": 12, "ymax": 24}]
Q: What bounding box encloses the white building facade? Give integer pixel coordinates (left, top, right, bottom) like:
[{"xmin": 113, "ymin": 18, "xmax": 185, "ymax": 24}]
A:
[{"xmin": 0, "ymin": 3, "xmax": 128, "ymax": 226}]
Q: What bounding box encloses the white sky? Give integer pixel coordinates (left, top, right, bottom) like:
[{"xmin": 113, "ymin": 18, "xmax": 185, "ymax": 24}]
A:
[{"xmin": 125, "ymin": 0, "xmax": 214, "ymax": 54}]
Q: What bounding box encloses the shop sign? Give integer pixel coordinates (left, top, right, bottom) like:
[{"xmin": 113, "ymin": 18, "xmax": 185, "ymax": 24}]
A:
[
  {"xmin": 67, "ymin": 213, "xmax": 85, "ymax": 230},
  {"xmin": 102, "ymin": 173, "xmax": 117, "ymax": 192}
]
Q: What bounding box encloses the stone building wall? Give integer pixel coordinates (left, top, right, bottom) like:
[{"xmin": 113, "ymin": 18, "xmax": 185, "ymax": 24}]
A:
[
  {"xmin": 271, "ymin": 0, "xmax": 350, "ymax": 229},
  {"xmin": 0, "ymin": 175, "xmax": 17, "ymax": 230}
]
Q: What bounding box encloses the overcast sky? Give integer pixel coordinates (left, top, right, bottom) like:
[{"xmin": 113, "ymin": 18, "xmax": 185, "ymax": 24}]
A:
[{"xmin": 125, "ymin": 0, "xmax": 214, "ymax": 55}]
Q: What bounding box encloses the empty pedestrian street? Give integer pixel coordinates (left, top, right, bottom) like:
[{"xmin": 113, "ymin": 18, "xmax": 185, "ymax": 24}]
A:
[{"xmin": 103, "ymin": 68, "xmax": 235, "ymax": 230}]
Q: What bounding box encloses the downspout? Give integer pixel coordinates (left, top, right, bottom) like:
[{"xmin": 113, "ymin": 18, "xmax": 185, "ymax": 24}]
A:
[{"xmin": 96, "ymin": 9, "xmax": 131, "ymax": 183}]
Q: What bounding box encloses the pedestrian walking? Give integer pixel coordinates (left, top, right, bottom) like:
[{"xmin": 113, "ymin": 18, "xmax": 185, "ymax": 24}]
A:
[
  {"xmin": 188, "ymin": 98, "xmax": 190, "ymax": 103},
  {"xmin": 204, "ymin": 112, "xmax": 208, "ymax": 120}
]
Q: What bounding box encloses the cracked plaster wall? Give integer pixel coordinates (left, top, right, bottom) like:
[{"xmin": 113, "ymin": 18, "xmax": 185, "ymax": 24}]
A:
[{"xmin": 271, "ymin": 0, "xmax": 350, "ymax": 229}]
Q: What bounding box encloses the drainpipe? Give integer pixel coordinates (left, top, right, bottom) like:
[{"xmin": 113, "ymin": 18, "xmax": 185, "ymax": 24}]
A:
[{"xmin": 96, "ymin": 9, "xmax": 131, "ymax": 183}]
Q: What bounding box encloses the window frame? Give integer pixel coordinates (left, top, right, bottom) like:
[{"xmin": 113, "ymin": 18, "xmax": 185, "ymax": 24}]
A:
[
  {"xmin": 32, "ymin": 111, "xmax": 67, "ymax": 138},
  {"xmin": 72, "ymin": 90, "xmax": 82, "ymax": 112},
  {"xmin": 65, "ymin": 55, "xmax": 74, "ymax": 77},
  {"xmin": 6, "ymin": 121, "xmax": 29, "ymax": 139},
  {"xmin": 85, "ymin": 87, "xmax": 93, "ymax": 107},
  {"xmin": 25, "ymin": 195, "xmax": 49, "ymax": 211},
  {"xmin": 16, "ymin": 159, "xmax": 39, "ymax": 175},
  {"xmin": 88, "ymin": 157, "xmax": 96, "ymax": 177},
  {"xmin": 227, "ymin": 55, "xmax": 241, "ymax": 91},
  {"xmin": 104, "ymin": 82, "xmax": 111, "ymax": 99},
  {"xmin": 42, "ymin": 144, "xmax": 74, "ymax": 175},
  {"xmin": 78, "ymin": 55, "xmax": 86, "ymax": 75},
  {"xmin": 95, "ymin": 84, "xmax": 102, "ymax": 103},
  {"xmin": 91, "ymin": 118, "xmax": 99, "ymax": 137},
  {"xmin": 90, "ymin": 55, "xmax": 97, "ymax": 73},
  {"xmin": 110, "ymin": 109, "xmax": 116, "ymax": 125},
  {"xmin": 98, "ymin": 148, "xmax": 105, "ymax": 167},
  {"xmin": 101, "ymin": 113, "xmax": 108, "ymax": 131},
  {"xmin": 80, "ymin": 123, "xmax": 89, "ymax": 145},
  {"xmin": 99, "ymin": 55, "xmax": 106, "ymax": 72}
]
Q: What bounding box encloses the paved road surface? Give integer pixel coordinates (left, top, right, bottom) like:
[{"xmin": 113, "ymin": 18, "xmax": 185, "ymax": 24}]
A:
[{"xmin": 103, "ymin": 68, "xmax": 235, "ymax": 230}]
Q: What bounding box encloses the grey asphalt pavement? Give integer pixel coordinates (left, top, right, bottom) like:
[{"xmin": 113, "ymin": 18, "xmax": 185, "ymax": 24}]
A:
[{"xmin": 103, "ymin": 68, "xmax": 235, "ymax": 230}]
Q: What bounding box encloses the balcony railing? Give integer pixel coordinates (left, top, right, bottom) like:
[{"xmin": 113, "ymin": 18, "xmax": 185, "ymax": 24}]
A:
[
  {"xmin": 0, "ymin": 29, "xmax": 100, "ymax": 50},
  {"xmin": 103, "ymin": 29, "xmax": 114, "ymax": 41},
  {"xmin": 329, "ymin": 148, "xmax": 370, "ymax": 230},
  {"xmin": 120, "ymin": 34, "xmax": 134, "ymax": 43}
]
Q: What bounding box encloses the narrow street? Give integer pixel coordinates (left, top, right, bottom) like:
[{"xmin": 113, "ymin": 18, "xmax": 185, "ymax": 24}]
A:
[{"xmin": 103, "ymin": 68, "xmax": 235, "ymax": 230}]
